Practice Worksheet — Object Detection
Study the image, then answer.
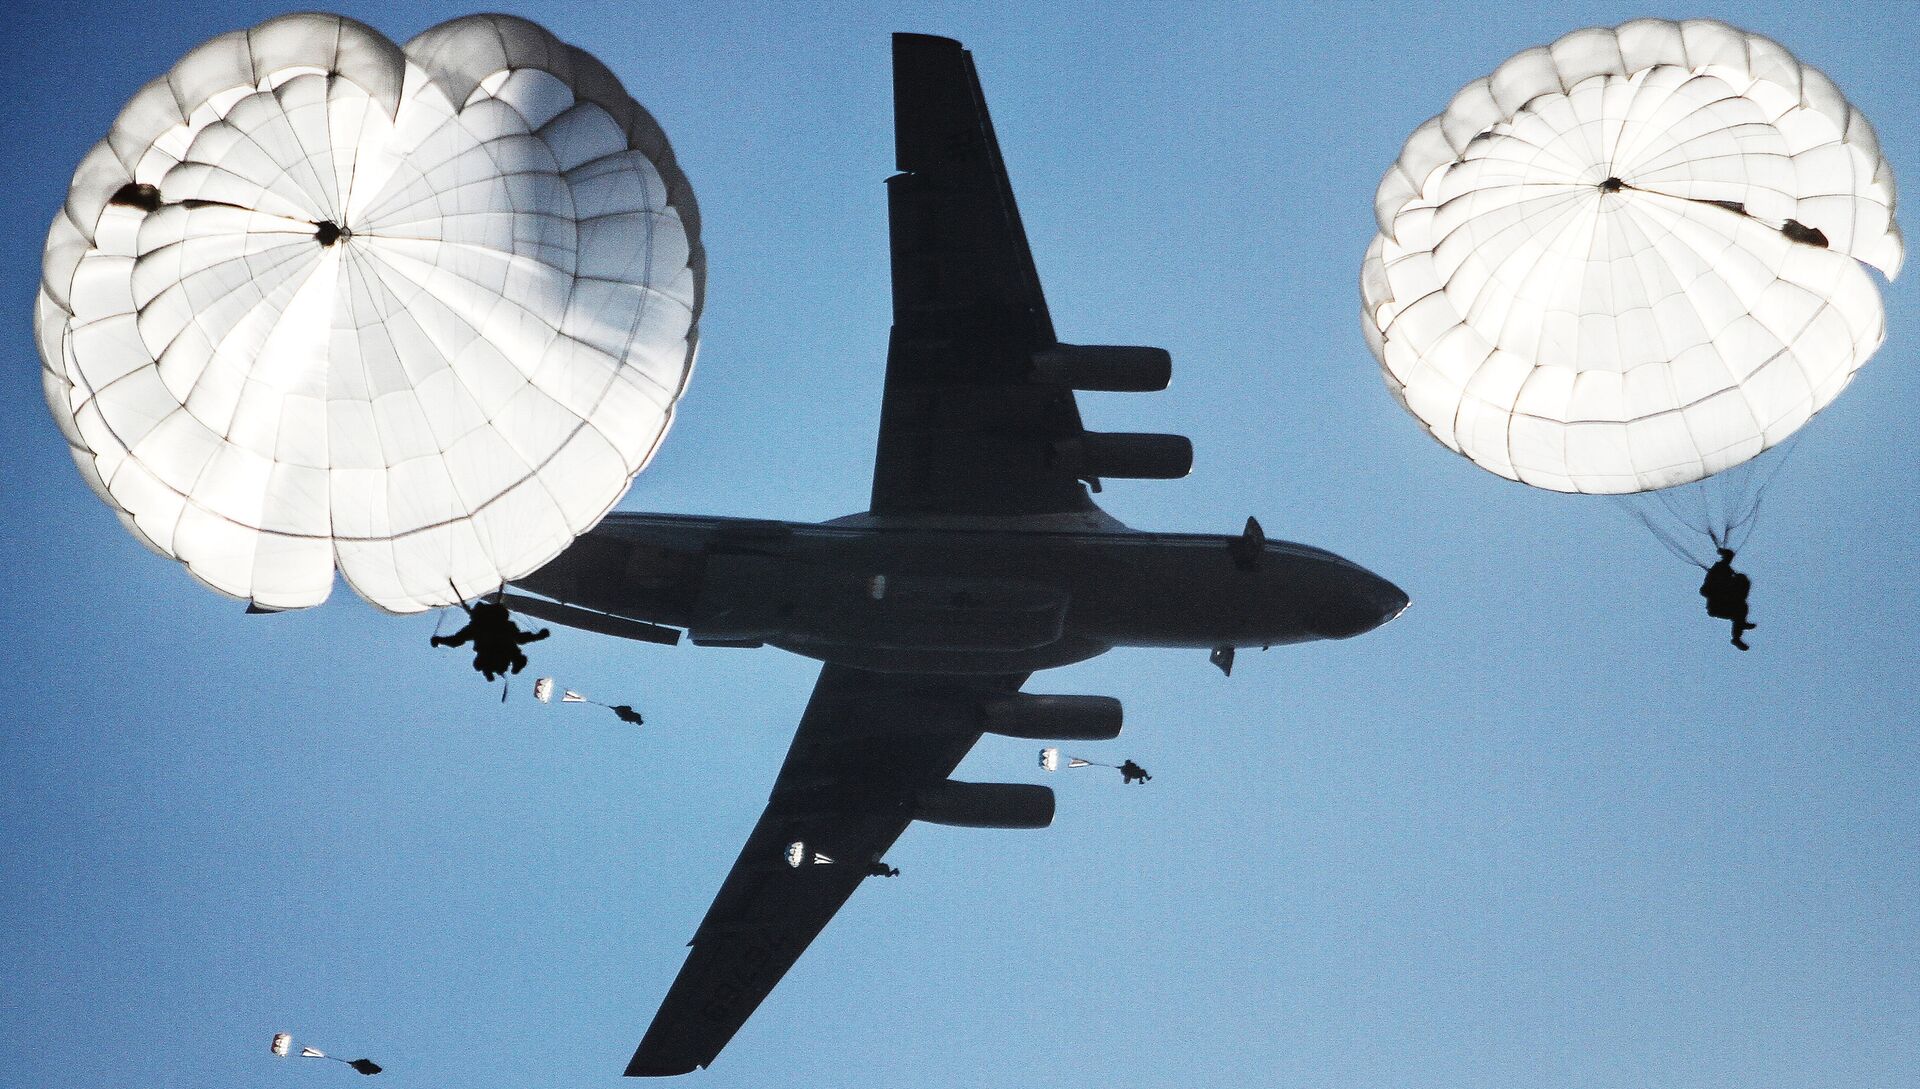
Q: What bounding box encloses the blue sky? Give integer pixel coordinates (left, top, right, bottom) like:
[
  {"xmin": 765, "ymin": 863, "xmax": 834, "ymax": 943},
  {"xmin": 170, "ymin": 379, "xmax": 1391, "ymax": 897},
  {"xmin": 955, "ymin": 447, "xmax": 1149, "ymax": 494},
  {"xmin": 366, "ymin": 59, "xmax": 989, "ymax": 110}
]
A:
[{"xmin": 3, "ymin": 2, "xmax": 1914, "ymax": 1087}]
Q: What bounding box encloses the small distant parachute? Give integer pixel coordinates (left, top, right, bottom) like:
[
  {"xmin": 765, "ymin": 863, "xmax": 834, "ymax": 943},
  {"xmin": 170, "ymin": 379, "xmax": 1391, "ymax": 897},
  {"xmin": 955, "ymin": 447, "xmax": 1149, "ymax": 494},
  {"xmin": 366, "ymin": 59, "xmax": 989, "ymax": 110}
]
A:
[
  {"xmin": 38, "ymin": 12, "xmax": 703, "ymax": 612},
  {"xmin": 1039, "ymin": 748, "xmax": 1148, "ymax": 783},
  {"xmin": 1038, "ymin": 747, "xmax": 1095, "ymax": 772},
  {"xmin": 785, "ymin": 841, "xmax": 833, "ymax": 868},
  {"xmin": 532, "ymin": 679, "xmax": 643, "ymax": 724},
  {"xmin": 529, "ymin": 677, "xmax": 588, "ymax": 703},
  {"xmin": 272, "ymin": 1034, "xmax": 381, "ymax": 1076},
  {"xmin": 1361, "ymin": 19, "xmax": 1900, "ymax": 560}
]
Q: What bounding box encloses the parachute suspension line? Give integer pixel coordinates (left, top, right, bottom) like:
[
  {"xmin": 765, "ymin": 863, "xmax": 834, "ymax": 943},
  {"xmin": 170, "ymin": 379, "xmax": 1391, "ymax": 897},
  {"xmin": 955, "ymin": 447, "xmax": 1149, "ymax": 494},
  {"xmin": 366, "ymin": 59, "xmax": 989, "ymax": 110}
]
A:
[
  {"xmin": 1612, "ymin": 431, "xmax": 1808, "ymax": 567},
  {"xmin": 1611, "ymin": 494, "xmax": 1712, "ymax": 568},
  {"xmin": 1722, "ymin": 434, "xmax": 1804, "ymax": 554},
  {"xmin": 1650, "ymin": 481, "xmax": 1714, "ymax": 543},
  {"xmin": 431, "ymin": 579, "xmax": 468, "ymax": 639},
  {"xmin": 432, "ymin": 579, "xmax": 464, "ymax": 638}
]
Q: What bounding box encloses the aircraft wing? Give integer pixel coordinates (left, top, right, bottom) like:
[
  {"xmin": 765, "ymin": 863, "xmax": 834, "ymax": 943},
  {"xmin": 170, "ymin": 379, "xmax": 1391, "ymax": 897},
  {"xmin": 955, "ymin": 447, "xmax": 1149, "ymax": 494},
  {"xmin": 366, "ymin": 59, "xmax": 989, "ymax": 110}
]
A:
[
  {"xmin": 871, "ymin": 34, "xmax": 1182, "ymax": 517},
  {"xmin": 626, "ymin": 665, "xmax": 1030, "ymax": 1076}
]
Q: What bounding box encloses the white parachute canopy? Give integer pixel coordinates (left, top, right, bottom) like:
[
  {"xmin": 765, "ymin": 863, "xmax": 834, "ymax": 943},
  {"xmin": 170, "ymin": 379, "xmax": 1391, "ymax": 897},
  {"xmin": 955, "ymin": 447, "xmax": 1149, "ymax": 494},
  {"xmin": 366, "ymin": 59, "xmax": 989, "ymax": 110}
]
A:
[
  {"xmin": 270, "ymin": 1033, "xmax": 291, "ymax": 1057},
  {"xmin": 533, "ymin": 677, "xmax": 554, "ymax": 703},
  {"xmin": 38, "ymin": 13, "xmax": 704, "ymax": 613},
  {"xmin": 1362, "ymin": 19, "xmax": 1900, "ymax": 495}
]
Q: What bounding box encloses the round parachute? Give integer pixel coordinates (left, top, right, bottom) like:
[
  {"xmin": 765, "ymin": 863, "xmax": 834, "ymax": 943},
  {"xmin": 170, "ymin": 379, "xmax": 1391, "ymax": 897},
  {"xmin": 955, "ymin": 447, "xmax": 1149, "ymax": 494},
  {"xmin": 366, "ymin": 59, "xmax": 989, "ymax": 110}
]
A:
[
  {"xmin": 1362, "ymin": 19, "xmax": 1899, "ymax": 495},
  {"xmin": 37, "ymin": 13, "xmax": 703, "ymax": 613}
]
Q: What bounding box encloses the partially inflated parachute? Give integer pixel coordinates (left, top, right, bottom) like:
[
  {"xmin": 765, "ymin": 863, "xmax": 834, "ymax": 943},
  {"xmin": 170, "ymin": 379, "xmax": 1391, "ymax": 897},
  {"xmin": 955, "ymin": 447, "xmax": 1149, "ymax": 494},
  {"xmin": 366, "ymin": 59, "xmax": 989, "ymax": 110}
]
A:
[
  {"xmin": 530, "ymin": 676, "xmax": 641, "ymax": 723},
  {"xmin": 270, "ymin": 1033, "xmax": 380, "ymax": 1075},
  {"xmin": 38, "ymin": 13, "xmax": 703, "ymax": 612},
  {"xmin": 1038, "ymin": 747, "xmax": 1095, "ymax": 772},
  {"xmin": 785, "ymin": 841, "xmax": 833, "ymax": 867},
  {"xmin": 1362, "ymin": 20, "xmax": 1898, "ymax": 506}
]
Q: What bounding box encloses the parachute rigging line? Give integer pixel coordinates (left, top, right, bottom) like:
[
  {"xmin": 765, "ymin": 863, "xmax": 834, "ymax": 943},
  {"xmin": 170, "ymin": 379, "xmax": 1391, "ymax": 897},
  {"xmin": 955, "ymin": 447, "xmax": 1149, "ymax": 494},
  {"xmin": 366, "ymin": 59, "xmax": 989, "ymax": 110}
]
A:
[
  {"xmin": 1610, "ymin": 433, "xmax": 1805, "ymax": 566},
  {"xmin": 430, "ymin": 580, "xmax": 465, "ymax": 639},
  {"xmin": 1721, "ymin": 434, "xmax": 1804, "ymax": 555},
  {"xmin": 1613, "ymin": 496, "xmax": 1712, "ymax": 568}
]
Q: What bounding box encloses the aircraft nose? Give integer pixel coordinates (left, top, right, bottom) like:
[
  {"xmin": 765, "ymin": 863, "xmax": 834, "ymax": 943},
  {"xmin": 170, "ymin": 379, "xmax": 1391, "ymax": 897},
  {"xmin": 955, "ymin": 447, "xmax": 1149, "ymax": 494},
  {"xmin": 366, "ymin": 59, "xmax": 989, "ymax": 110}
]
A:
[{"xmin": 1313, "ymin": 560, "xmax": 1409, "ymax": 639}]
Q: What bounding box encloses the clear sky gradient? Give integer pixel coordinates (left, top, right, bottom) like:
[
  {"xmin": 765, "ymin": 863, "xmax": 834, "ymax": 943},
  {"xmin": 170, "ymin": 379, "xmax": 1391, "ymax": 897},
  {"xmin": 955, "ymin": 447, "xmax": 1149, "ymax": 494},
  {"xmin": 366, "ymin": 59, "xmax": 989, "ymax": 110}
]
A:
[{"xmin": 3, "ymin": 3, "xmax": 1914, "ymax": 1087}]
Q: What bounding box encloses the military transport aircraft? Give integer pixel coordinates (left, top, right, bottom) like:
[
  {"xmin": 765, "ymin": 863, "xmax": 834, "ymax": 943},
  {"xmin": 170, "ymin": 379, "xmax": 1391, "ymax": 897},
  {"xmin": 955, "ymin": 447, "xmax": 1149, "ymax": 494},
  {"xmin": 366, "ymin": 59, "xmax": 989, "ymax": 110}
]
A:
[{"xmin": 505, "ymin": 33, "xmax": 1409, "ymax": 1077}]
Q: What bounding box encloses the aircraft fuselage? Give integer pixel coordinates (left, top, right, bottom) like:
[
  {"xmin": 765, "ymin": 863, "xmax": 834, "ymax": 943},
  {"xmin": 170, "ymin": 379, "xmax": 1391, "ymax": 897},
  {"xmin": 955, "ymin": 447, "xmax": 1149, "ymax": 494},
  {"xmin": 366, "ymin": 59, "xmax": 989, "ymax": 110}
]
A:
[{"xmin": 516, "ymin": 510, "xmax": 1407, "ymax": 675}]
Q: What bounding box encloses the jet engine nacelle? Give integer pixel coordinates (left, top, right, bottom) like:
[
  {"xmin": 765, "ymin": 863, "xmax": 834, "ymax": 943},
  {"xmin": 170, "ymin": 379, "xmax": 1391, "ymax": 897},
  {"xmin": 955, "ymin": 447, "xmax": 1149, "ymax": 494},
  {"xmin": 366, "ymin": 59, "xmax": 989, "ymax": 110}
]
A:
[
  {"xmin": 1052, "ymin": 432, "xmax": 1193, "ymax": 480},
  {"xmin": 1031, "ymin": 344, "xmax": 1172, "ymax": 392},
  {"xmin": 980, "ymin": 694, "xmax": 1122, "ymax": 740},
  {"xmin": 914, "ymin": 781, "xmax": 1055, "ymax": 829}
]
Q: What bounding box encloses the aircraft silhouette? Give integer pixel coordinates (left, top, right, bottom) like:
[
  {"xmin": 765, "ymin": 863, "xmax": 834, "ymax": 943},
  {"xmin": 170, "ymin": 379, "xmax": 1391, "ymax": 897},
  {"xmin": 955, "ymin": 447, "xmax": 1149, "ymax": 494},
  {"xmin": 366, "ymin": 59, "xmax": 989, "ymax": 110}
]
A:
[{"xmin": 508, "ymin": 33, "xmax": 1408, "ymax": 1076}]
